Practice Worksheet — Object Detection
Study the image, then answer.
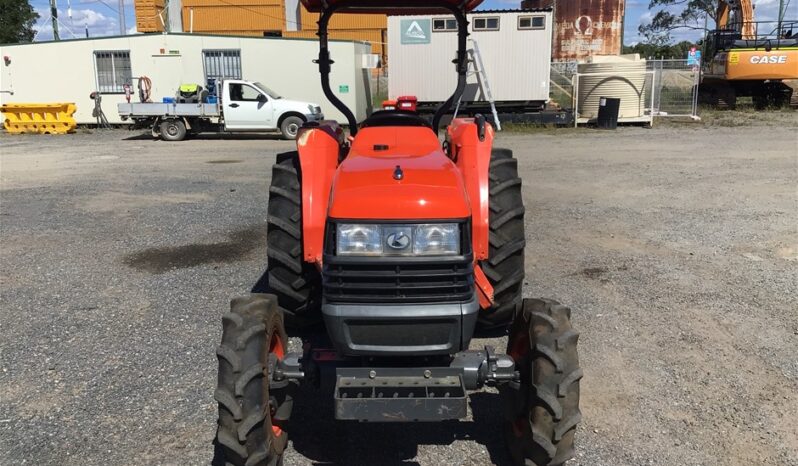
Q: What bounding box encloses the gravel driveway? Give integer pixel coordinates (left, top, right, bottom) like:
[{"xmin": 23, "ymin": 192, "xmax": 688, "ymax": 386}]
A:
[{"xmin": 1, "ymin": 121, "xmax": 796, "ymax": 465}]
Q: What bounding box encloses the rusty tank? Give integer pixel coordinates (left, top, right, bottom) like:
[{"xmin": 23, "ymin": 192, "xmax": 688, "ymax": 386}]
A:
[{"xmin": 521, "ymin": 0, "xmax": 624, "ymax": 61}]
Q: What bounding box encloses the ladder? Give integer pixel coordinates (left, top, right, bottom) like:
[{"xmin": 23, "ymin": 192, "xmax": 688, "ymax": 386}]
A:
[{"xmin": 454, "ymin": 39, "xmax": 501, "ymax": 131}]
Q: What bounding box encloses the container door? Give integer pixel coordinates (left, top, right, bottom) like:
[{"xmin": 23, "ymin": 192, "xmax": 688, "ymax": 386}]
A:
[{"xmin": 223, "ymin": 82, "xmax": 274, "ymax": 130}]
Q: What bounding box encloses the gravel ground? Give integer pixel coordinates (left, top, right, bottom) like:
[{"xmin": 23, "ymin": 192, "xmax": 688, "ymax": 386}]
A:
[{"xmin": 0, "ymin": 119, "xmax": 796, "ymax": 466}]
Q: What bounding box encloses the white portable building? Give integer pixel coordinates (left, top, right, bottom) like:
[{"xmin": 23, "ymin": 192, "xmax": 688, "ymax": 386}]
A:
[
  {"xmin": 0, "ymin": 33, "xmax": 372, "ymax": 124},
  {"xmin": 387, "ymin": 9, "xmax": 553, "ymax": 113}
]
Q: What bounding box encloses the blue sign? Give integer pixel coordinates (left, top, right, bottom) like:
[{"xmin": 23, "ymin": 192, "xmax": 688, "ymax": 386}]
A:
[{"xmin": 687, "ymin": 48, "xmax": 701, "ymax": 65}]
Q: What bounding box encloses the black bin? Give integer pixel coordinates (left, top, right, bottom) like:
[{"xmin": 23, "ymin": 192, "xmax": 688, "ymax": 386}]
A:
[{"xmin": 597, "ymin": 97, "xmax": 620, "ymax": 129}]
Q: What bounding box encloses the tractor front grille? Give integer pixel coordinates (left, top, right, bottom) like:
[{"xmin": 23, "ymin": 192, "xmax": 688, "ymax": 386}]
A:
[{"xmin": 322, "ymin": 260, "xmax": 475, "ymax": 304}]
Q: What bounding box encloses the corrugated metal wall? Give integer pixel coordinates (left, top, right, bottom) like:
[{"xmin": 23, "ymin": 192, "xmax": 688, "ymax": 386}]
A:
[
  {"xmin": 522, "ymin": 0, "xmax": 624, "ymax": 60},
  {"xmin": 135, "ymin": 0, "xmax": 386, "ymax": 58},
  {"xmin": 135, "ymin": 0, "xmax": 165, "ymax": 32},
  {"xmin": 388, "ymin": 12, "xmax": 552, "ymax": 102},
  {"xmin": 181, "ymin": 0, "xmax": 284, "ymax": 33}
]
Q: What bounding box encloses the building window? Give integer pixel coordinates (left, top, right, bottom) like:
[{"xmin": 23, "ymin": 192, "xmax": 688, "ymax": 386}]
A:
[
  {"xmin": 94, "ymin": 51, "xmax": 131, "ymax": 93},
  {"xmin": 518, "ymin": 15, "xmax": 546, "ymax": 30},
  {"xmin": 203, "ymin": 49, "xmax": 242, "ymax": 82},
  {"xmin": 433, "ymin": 17, "xmax": 458, "ymax": 32},
  {"xmin": 473, "ymin": 17, "xmax": 500, "ymax": 31}
]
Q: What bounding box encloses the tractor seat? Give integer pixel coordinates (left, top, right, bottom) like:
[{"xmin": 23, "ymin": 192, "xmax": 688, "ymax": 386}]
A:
[{"xmin": 360, "ymin": 110, "xmax": 432, "ymax": 129}]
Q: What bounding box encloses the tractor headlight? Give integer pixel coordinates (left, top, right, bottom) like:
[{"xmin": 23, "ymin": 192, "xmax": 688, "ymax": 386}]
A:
[
  {"xmin": 337, "ymin": 224, "xmax": 383, "ymax": 256},
  {"xmin": 413, "ymin": 224, "xmax": 459, "ymax": 255},
  {"xmin": 336, "ymin": 223, "xmax": 460, "ymax": 256}
]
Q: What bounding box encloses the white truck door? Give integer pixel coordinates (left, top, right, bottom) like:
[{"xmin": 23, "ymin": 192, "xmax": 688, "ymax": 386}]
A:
[{"xmin": 223, "ymin": 81, "xmax": 275, "ymax": 130}]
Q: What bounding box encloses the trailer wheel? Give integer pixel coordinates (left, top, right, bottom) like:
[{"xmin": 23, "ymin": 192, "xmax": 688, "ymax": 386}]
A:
[
  {"xmin": 477, "ymin": 148, "xmax": 525, "ymax": 330},
  {"xmin": 160, "ymin": 119, "xmax": 187, "ymax": 141},
  {"xmin": 279, "ymin": 116, "xmax": 304, "ymax": 140},
  {"xmin": 266, "ymin": 151, "xmax": 322, "ymax": 327},
  {"xmin": 502, "ymin": 298, "xmax": 582, "ymax": 466},
  {"xmin": 214, "ymin": 294, "xmax": 291, "ymax": 466}
]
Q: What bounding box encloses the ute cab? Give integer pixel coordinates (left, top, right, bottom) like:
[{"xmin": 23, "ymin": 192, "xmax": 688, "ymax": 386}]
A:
[
  {"xmin": 220, "ymin": 79, "xmax": 323, "ymax": 134},
  {"xmin": 213, "ymin": 1, "xmax": 583, "ymax": 465}
]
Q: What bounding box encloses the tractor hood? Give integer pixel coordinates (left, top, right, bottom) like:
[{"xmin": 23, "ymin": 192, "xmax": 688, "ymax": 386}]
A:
[{"xmin": 327, "ymin": 128, "xmax": 470, "ymax": 220}]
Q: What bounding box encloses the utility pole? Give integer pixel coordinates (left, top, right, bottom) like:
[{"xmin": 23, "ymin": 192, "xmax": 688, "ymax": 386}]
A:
[
  {"xmin": 777, "ymin": 0, "xmax": 785, "ymax": 34},
  {"xmin": 118, "ymin": 0, "xmax": 127, "ymax": 35},
  {"xmin": 50, "ymin": 0, "xmax": 60, "ymax": 41}
]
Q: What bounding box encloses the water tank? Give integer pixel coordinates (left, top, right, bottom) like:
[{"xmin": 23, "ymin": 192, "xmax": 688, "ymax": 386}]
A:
[{"xmin": 577, "ymin": 54, "xmax": 647, "ymax": 120}]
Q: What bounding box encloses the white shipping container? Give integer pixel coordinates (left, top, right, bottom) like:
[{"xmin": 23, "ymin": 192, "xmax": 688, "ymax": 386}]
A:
[{"xmin": 387, "ymin": 10, "xmax": 553, "ymax": 112}]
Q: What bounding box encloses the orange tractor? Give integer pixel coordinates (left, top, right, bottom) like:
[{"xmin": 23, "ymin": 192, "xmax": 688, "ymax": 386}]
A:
[{"xmin": 213, "ymin": 1, "xmax": 582, "ymax": 465}]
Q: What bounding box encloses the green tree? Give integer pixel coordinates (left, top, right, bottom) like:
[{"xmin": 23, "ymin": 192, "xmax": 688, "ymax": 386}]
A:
[
  {"xmin": 623, "ymin": 40, "xmax": 698, "ymax": 59},
  {"xmin": 0, "ymin": 0, "xmax": 40, "ymax": 44},
  {"xmin": 639, "ymin": 0, "xmax": 718, "ymax": 45}
]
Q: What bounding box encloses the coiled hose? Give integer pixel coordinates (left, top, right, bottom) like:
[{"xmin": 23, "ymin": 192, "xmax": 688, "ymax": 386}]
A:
[{"xmin": 138, "ymin": 76, "xmax": 152, "ymax": 103}]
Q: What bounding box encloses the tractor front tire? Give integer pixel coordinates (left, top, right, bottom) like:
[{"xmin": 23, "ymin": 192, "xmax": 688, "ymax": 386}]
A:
[
  {"xmin": 267, "ymin": 151, "xmax": 322, "ymax": 327},
  {"xmin": 478, "ymin": 148, "xmax": 526, "ymax": 330},
  {"xmin": 214, "ymin": 294, "xmax": 291, "ymax": 466},
  {"xmin": 503, "ymin": 298, "xmax": 582, "ymax": 466}
]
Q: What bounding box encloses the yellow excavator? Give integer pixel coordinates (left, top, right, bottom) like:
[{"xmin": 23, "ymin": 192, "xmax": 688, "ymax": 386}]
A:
[{"xmin": 701, "ymin": 0, "xmax": 798, "ymax": 108}]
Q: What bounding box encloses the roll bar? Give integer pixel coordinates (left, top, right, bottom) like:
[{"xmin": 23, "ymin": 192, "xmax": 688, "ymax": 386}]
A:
[{"xmin": 315, "ymin": 1, "xmax": 470, "ymax": 136}]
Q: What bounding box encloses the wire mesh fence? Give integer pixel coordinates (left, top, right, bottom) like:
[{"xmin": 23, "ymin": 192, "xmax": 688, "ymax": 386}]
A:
[
  {"xmin": 555, "ymin": 58, "xmax": 700, "ymax": 124},
  {"xmin": 550, "ymin": 60, "xmax": 578, "ymax": 111},
  {"xmin": 646, "ymin": 59, "xmax": 700, "ymax": 119}
]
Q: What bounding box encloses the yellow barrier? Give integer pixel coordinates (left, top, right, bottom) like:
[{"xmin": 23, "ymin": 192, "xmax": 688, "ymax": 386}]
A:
[{"xmin": 1, "ymin": 103, "xmax": 77, "ymax": 134}]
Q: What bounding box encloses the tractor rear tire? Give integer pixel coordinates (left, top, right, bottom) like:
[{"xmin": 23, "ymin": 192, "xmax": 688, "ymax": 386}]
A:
[
  {"xmin": 267, "ymin": 151, "xmax": 322, "ymax": 327},
  {"xmin": 502, "ymin": 298, "xmax": 582, "ymax": 466},
  {"xmin": 214, "ymin": 294, "xmax": 292, "ymax": 466},
  {"xmin": 477, "ymin": 148, "xmax": 526, "ymax": 330}
]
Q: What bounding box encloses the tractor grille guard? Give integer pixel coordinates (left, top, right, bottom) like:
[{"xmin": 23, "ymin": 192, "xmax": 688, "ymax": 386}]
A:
[
  {"xmin": 315, "ymin": 0, "xmax": 470, "ymax": 136},
  {"xmin": 322, "ymin": 219, "xmax": 474, "ymax": 304},
  {"xmin": 323, "ymin": 259, "xmax": 475, "ymax": 304}
]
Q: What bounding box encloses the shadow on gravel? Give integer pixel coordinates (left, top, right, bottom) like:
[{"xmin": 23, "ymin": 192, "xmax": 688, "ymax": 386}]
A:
[
  {"xmin": 122, "ymin": 225, "xmax": 266, "ymax": 273},
  {"xmin": 206, "ymin": 159, "xmax": 243, "ymax": 164},
  {"xmin": 288, "ymin": 385, "xmax": 513, "ymax": 466}
]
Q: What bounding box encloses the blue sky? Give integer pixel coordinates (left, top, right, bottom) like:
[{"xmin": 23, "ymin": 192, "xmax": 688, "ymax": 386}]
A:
[{"xmin": 30, "ymin": 0, "xmax": 798, "ymax": 44}]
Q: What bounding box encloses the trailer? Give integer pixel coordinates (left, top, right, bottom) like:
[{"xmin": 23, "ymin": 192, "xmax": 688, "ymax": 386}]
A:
[
  {"xmin": 118, "ymin": 79, "xmax": 323, "ymax": 141},
  {"xmin": 387, "ymin": 9, "xmax": 553, "ymax": 114}
]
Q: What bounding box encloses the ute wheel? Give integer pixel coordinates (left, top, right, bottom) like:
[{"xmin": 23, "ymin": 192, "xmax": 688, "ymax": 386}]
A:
[
  {"xmin": 267, "ymin": 151, "xmax": 321, "ymax": 327},
  {"xmin": 214, "ymin": 294, "xmax": 292, "ymax": 466},
  {"xmin": 279, "ymin": 116, "xmax": 304, "ymax": 140},
  {"xmin": 502, "ymin": 298, "xmax": 582, "ymax": 466},
  {"xmin": 159, "ymin": 118, "xmax": 187, "ymax": 141},
  {"xmin": 477, "ymin": 148, "xmax": 525, "ymax": 330}
]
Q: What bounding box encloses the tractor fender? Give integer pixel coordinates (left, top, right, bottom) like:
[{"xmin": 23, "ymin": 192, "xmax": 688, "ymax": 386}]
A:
[
  {"xmin": 296, "ymin": 123, "xmax": 345, "ymax": 265},
  {"xmin": 447, "ymin": 118, "xmax": 494, "ymax": 261}
]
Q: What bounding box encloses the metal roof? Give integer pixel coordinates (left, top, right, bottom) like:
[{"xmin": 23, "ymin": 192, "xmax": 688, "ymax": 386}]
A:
[
  {"xmin": 473, "ymin": 8, "xmax": 553, "ymax": 13},
  {"xmin": 0, "ymin": 32, "xmax": 366, "ymax": 48},
  {"xmin": 301, "ymin": 0, "xmax": 484, "ymax": 14}
]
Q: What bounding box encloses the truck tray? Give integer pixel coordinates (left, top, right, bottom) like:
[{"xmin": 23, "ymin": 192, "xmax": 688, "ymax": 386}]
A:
[{"xmin": 334, "ymin": 367, "xmax": 467, "ymax": 422}]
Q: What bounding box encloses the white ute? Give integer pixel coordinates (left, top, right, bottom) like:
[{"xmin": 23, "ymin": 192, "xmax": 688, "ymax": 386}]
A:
[{"xmin": 118, "ymin": 79, "xmax": 323, "ymax": 141}]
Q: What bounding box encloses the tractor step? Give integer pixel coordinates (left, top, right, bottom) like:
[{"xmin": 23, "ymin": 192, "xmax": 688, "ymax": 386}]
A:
[{"xmin": 334, "ymin": 367, "xmax": 467, "ymax": 422}]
